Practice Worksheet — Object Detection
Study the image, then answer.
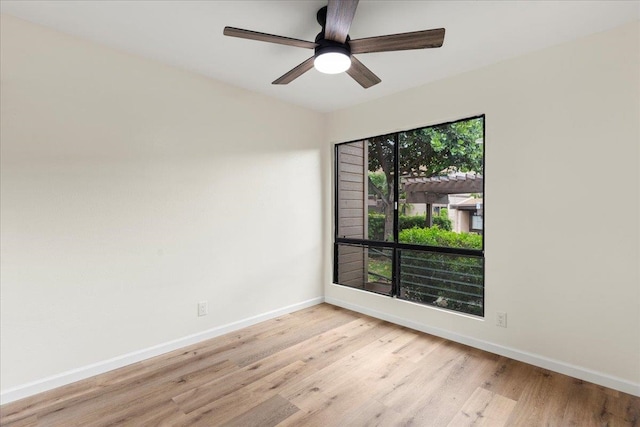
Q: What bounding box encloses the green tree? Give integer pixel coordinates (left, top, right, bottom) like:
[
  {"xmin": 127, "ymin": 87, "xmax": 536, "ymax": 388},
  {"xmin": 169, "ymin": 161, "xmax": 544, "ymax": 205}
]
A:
[
  {"xmin": 368, "ymin": 118, "xmax": 483, "ymax": 240},
  {"xmin": 368, "ymin": 136, "xmax": 395, "ymax": 240}
]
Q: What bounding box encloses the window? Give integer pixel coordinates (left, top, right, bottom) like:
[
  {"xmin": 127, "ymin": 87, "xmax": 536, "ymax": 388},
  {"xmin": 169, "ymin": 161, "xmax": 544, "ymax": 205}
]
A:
[{"xmin": 334, "ymin": 116, "xmax": 484, "ymax": 316}]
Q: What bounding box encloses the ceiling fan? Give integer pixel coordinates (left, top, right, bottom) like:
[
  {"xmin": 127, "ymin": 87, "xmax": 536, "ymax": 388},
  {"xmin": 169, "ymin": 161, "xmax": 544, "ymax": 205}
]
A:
[{"xmin": 223, "ymin": 0, "xmax": 445, "ymax": 89}]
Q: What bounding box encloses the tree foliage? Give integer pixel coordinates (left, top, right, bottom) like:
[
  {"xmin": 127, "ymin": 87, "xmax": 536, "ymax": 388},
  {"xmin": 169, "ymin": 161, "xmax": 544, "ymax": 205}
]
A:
[
  {"xmin": 367, "ymin": 117, "xmax": 484, "ymax": 240},
  {"xmin": 368, "ymin": 117, "xmax": 484, "ymax": 179},
  {"xmin": 367, "ymin": 171, "xmax": 387, "ymax": 196}
]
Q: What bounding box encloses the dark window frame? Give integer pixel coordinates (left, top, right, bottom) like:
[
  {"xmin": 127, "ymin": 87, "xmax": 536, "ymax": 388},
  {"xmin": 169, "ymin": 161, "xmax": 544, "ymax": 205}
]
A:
[{"xmin": 333, "ymin": 114, "xmax": 485, "ymax": 317}]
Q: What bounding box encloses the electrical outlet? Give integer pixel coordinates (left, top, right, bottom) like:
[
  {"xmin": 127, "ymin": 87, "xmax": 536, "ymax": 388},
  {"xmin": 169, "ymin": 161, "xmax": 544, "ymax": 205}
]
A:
[
  {"xmin": 197, "ymin": 301, "xmax": 208, "ymax": 317},
  {"xmin": 496, "ymin": 311, "xmax": 507, "ymax": 328}
]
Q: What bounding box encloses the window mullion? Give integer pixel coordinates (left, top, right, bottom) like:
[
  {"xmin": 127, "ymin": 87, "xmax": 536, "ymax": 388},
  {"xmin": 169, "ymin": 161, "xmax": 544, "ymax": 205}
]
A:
[{"xmin": 392, "ymin": 133, "xmax": 400, "ymax": 297}]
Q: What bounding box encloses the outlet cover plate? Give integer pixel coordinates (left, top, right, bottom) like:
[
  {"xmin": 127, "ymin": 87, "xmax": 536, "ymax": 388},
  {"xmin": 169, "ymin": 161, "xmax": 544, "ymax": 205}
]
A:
[
  {"xmin": 496, "ymin": 311, "xmax": 507, "ymax": 328},
  {"xmin": 198, "ymin": 301, "xmax": 208, "ymax": 317}
]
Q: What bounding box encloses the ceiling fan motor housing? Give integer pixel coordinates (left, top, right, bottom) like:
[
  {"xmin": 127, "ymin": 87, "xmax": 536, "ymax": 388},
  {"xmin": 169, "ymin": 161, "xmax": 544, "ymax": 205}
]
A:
[{"xmin": 314, "ymin": 35, "xmax": 351, "ymax": 59}]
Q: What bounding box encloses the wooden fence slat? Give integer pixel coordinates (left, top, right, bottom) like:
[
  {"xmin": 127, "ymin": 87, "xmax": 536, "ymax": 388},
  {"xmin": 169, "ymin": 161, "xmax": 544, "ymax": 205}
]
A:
[{"xmin": 339, "ymin": 181, "xmax": 365, "ymax": 191}]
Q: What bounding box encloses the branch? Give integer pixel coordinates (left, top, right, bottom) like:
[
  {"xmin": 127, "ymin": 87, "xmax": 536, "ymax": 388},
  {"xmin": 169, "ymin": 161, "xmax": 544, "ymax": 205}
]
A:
[{"xmin": 368, "ymin": 176, "xmax": 390, "ymax": 207}]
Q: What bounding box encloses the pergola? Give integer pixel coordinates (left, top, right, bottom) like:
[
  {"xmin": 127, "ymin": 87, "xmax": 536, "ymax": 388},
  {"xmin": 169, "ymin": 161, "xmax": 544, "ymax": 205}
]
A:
[
  {"xmin": 404, "ymin": 173, "xmax": 483, "ymax": 202},
  {"xmin": 403, "ymin": 173, "xmax": 483, "ymax": 226}
]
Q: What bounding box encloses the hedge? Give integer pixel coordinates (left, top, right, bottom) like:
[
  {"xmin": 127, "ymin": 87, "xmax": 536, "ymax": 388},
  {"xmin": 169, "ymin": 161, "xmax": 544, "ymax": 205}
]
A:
[
  {"xmin": 368, "ymin": 213, "xmax": 460, "ymax": 242},
  {"xmin": 398, "ymin": 227, "xmax": 482, "ymax": 249},
  {"xmin": 368, "ymin": 213, "xmax": 426, "ymax": 240}
]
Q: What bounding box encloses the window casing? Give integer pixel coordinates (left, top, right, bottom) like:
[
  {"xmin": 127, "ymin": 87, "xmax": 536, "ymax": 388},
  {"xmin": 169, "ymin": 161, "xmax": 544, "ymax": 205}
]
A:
[{"xmin": 334, "ymin": 115, "xmax": 485, "ymax": 316}]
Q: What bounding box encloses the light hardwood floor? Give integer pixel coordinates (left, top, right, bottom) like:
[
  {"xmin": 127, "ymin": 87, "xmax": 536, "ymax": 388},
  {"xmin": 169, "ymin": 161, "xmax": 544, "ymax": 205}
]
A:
[{"xmin": 1, "ymin": 304, "xmax": 639, "ymax": 426}]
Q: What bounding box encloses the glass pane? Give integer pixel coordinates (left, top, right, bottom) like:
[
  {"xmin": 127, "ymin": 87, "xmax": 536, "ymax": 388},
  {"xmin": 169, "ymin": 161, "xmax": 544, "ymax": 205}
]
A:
[
  {"xmin": 399, "ymin": 249, "xmax": 483, "ymax": 316},
  {"xmin": 366, "ymin": 136, "xmax": 395, "ymax": 242},
  {"xmin": 335, "ymin": 243, "xmax": 393, "ymax": 296},
  {"xmin": 398, "ymin": 117, "xmax": 484, "ymax": 250}
]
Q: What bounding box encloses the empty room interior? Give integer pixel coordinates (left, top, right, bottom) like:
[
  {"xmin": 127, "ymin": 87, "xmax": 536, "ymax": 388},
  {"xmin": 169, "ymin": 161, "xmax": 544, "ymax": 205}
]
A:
[{"xmin": 1, "ymin": 1, "xmax": 639, "ymax": 425}]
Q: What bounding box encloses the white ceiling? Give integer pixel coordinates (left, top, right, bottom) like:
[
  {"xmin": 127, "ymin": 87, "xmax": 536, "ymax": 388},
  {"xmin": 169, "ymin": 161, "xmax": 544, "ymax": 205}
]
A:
[{"xmin": 1, "ymin": 1, "xmax": 638, "ymax": 112}]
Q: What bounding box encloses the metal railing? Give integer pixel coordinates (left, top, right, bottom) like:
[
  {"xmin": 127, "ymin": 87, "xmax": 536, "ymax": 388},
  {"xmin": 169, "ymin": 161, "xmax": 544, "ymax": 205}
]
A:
[
  {"xmin": 335, "ymin": 242, "xmax": 484, "ymax": 316},
  {"xmin": 399, "ymin": 250, "xmax": 483, "ymax": 315}
]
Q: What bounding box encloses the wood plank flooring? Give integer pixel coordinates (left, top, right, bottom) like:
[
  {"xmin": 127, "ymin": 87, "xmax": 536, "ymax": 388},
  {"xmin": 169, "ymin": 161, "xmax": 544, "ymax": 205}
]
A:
[{"xmin": 1, "ymin": 303, "xmax": 639, "ymax": 426}]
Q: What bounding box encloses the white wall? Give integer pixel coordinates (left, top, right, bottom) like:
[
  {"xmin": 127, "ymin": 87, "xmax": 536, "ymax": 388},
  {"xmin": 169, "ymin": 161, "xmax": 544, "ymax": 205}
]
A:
[
  {"xmin": 326, "ymin": 21, "xmax": 640, "ymax": 394},
  {"xmin": 0, "ymin": 14, "xmax": 325, "ymax": 394}
]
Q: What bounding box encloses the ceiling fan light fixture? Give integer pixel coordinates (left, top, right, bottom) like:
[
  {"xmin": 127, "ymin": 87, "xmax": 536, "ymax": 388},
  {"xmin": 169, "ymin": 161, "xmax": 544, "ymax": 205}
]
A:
[
  {"xmin": 224, "ymin": 3, "xmax": 445, "ymax": 88},
  {"xmin": 314, "ymin": 45, "xmax": 351, "ymax": 74}
]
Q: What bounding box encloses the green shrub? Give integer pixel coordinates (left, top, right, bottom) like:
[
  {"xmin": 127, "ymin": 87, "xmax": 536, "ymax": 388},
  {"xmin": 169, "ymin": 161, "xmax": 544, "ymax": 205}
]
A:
[
  {"xmin": 400, "ymin": 215, "xmax": 425, "ymax": 230},
  {"xmin": 369, "ymin": 213, "xmax": 433, "ymax": 240},
  {"xmin": 432, "ymin": 209, "xmax": 452, "ymax": 231},
  {"xmin": 369, "ymin": 212, "xmax": 458, "ymax": 240},
  {"xmin": 369, "ymin": 213, "xmax": 481, "ymax": 250},
  {"xmin": 368, "ymin": 213, "xmax": 385, "ymax": 240},
  {"xmin": 399, "ymin": 226, "xmax": 482, "ymax": 249}
]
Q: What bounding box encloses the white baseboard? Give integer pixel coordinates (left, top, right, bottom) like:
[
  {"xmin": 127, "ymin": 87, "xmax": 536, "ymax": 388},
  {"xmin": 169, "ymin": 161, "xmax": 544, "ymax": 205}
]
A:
[
  {"xmin": 0, "ymin": 297, "xmax": 325, "ymax": 405},
  {"xmin": 325, "ymin": 297, "xmax": 640, "ymax": 397}
]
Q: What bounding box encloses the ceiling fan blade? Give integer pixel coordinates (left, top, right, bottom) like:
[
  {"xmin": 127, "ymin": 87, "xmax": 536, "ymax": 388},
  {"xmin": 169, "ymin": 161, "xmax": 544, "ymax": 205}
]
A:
[
  {"xmin": 350, "ymin": 28, "xmax": 445, "ymax": 54},
  {"xmin": 325, "ymin": 0, "xmax": 359, "ymax": 43},
  {"xmin": 346, "ymin": 56, "xmax": 381, "ymax": 89},
  {"xmin": 224, "ymin": 27, "xmax": 317, "ymax": 49},
  {"xmin": 272, "ymin": 57, "xmax": 315, "ymax": 85}
]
